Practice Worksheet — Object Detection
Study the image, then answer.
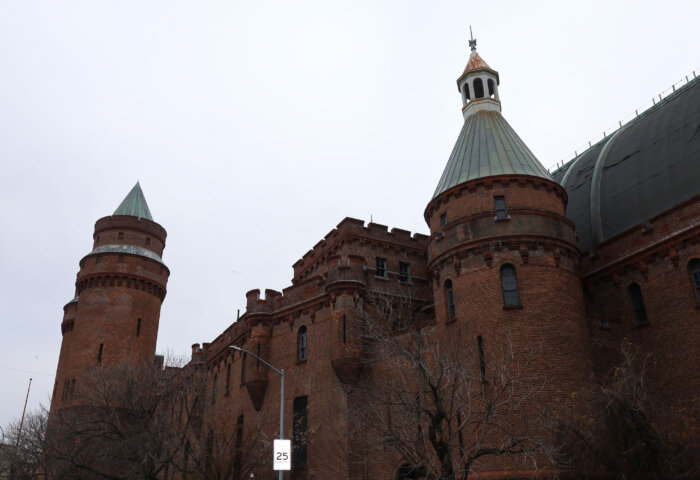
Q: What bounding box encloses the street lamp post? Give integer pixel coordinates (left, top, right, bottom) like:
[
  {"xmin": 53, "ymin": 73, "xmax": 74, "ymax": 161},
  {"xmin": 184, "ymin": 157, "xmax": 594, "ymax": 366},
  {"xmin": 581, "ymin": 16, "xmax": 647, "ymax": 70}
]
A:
[{"xmin": 229, "ymin": 345, "xmax": 285, "ymax": 480}]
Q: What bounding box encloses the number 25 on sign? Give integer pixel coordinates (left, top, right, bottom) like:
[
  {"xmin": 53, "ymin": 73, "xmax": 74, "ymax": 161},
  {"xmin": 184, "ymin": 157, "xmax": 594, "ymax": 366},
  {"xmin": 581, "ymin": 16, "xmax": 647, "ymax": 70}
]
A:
[{"xmin": 273, "ymin": 439, "xmax": 291, "ymax": 471}]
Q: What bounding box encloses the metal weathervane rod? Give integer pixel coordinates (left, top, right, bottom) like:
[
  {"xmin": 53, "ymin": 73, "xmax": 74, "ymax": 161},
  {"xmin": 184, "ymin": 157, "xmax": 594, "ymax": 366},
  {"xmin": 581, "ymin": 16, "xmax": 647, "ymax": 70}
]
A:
[{"xmin": 228, "ymin": 345, "xmax": 286, "ymax": 480}]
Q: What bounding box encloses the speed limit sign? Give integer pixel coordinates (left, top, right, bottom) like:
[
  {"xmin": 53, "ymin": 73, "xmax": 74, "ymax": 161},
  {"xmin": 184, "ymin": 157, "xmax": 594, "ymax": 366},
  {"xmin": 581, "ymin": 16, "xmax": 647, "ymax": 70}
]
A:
[{"xmin": 273, "ymin": 439, "xmax": 291, "ymax": 471}]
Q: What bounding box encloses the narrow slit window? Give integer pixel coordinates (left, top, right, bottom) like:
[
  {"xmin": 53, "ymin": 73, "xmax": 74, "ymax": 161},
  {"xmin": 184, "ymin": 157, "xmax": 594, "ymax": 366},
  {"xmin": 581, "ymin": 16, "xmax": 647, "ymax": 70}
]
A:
[
  {"xmin": 477, "ymin": 336, "xmax": 486, "ymax": 382},
  {"xmin": 293, "ymin": 396, "xmax": 308, "ymax": 465},
  {"xmin": 494, "ymin": 196, "xmax": 507, "ymax": 220},
  {"xmin": 501, "ymin": 265, "xmax": 520, "ymax": 307},
  {"xmin": 298, "ymin": 326, "xmax": 308, "ymax": 361},
  {"xmin": 440, "ymin": 213, "xmax": 447, "ymax": 227},
  {"xmin": 241, "ymin": 353, "xmax": 247, "ymax": 383},
  {"xmin": 342, "ymin": 315, "xmax": 347, "ymax": 344},
  {"xmin": 628, "ymin": 283, "xmax": 649, "ymax": 325},
  {"xmin": 136, "ymin": 318, "xmax": 142, "ymax": 336},
  {"xmin": 98, "ymin": 344, "xmax": 104, "ymax": 364},
  {"xmin": 212, "ymin": 374, "xmax": 217, "ymax": 404},
  {"xmin": 225, "ymin": 363, "xmax": 231, "ymax": 395},
  {"xmin": 445, "ymin": 280, "xmax": 456, "ymax": 320}
]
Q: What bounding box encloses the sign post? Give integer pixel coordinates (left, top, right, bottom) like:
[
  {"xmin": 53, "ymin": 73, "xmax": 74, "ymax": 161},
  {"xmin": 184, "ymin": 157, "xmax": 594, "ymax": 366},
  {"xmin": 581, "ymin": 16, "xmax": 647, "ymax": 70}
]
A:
[{"xmin": 273, "ymin": 439, "xmax": 291, "ymax": 471}]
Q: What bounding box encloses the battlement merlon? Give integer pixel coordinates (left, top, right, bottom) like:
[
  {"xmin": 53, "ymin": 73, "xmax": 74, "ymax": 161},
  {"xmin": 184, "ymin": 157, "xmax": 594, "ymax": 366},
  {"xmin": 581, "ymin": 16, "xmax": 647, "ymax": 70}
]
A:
[{"xmin": 292, "ymin": 217, "xmax": 429, "ymax": 281}]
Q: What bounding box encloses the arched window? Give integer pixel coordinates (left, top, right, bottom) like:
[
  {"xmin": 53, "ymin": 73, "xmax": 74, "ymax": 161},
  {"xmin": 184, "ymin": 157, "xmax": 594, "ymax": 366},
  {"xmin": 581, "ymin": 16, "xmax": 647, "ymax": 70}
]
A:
[
  {"xmin": 445, "ymin": 280, "xmax": 455, "ymax": 320},
  {"xmin": 473, "ymin": 78, "xmax": 484, "ymax": 98},
  {"xmin": 298, "ymin": 326, "xmax": 308, "ymax": 361},
  {"xmin": 628, "ymin": 283, "xmax": 648, "ymax": 325},
  {"xmin": 501, "ymin": 264, "xmax": 520, "ymax": 307},
  {"xmin": 689, "ymin": 259, "xmax": 700, "ymax": 303},
  {"xmin": 487, "ymin": 78, "xmax": 495, "ymax": 97}
]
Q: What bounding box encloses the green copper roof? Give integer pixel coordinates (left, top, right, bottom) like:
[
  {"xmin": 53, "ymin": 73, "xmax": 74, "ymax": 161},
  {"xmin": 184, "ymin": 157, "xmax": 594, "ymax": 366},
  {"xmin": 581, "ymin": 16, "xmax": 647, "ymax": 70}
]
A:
[
  {"xmin": 433, "ymin": 111, "xmax": 551, "ymax": 199},
  {"xmin": 113, "ymin": 182, "xmax": 153, "ymax": 220}
]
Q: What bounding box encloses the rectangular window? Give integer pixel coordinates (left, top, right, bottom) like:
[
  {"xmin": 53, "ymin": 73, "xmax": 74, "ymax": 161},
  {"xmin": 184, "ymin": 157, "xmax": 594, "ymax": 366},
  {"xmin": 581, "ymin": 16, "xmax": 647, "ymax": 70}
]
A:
[
  {"xmin": 212, "ymin": 374, "xmax": 217, "ymax": 404},
  {"xmin": 241, "ymin": 353, "xmax": 247, "ymax": 384},
  {"xmin": 440, "ymin": 213, "xmax": 447, "ymax": 227},
  {"xmin": 293, "ymin": 396, "xmax": 308, "ymax": 465},
  {"xmin": 494, "ymin": 196, "xmax": 507, "ymax": 220},
  {"xmin": 399, "ymin": 262, "xmax": 410, "ymax": 283},
  {"xmin": 118, "ymin": 232, "xmax": 124, "ymax": 240},
  {"xmin": 136, "ymin": 318, "xmax": 142, "ymax": 336},
  {"xmin": 98, "ymin": 344, "xmax": 104, "ymax": 364},
  {"xmin": 376, "ymin": 257, "xmax": 387, "ymax": 278}
]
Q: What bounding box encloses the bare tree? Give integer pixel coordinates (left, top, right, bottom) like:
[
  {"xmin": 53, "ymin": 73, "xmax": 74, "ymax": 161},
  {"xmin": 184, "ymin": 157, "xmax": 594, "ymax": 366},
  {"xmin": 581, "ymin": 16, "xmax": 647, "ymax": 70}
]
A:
[
  {"xmin": 554, "ymin": 340, "xmax": 699, "ymax": 479},
  {"xmin": 40, "ymin": 354, "xmax": 207, "ymax": 480},
  {"xmin": 1, "ymin": 405, "xmax": 50, "ymax": 479},
  {"xmin": 348, "ymin": 289, "xmax": 556, "ymax": 480}
]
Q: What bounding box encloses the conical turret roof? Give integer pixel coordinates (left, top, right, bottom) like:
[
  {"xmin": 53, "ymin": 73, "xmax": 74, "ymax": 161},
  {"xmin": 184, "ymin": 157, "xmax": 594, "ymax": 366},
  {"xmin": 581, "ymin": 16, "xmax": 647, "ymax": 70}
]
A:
[
  {"xmin": 432, "ymin": 111, "xmax": 551, "ymax": 199},
  {"xmin": 113, "ymin": 182, "xmax": 154, "ymax": 220}
]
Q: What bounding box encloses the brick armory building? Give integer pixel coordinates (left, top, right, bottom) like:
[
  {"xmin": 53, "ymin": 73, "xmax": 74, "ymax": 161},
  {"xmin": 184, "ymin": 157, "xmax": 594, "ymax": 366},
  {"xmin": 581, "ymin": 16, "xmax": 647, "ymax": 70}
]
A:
[{"xmin": 50, "ymin": 38, "xmax": 700, "ymax": 479}]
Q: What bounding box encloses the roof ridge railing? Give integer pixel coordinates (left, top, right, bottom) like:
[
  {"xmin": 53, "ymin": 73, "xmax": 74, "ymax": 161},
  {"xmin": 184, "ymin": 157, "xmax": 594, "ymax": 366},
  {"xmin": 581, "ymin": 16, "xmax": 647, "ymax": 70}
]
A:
[{"xmin": 549, "ymin": 69, "xmax": 699, "ymax": 174}]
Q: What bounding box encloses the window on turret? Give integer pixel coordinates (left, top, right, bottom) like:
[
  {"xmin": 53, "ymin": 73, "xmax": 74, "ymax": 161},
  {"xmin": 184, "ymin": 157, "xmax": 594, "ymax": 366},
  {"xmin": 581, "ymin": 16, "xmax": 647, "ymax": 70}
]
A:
[
  {"xmin": 136, "ymin": 318, "xmax": 142, "ymax": 336},
  {"xmin": 473, "ymin": 78, "xmax": 484, "ymax": 98},
  {"xmin": 376, "ymin": 257, "xmax": 387, "ymax": 278},
  {"xmin": 501, "ymin": 265, "xmax": 520, "ymax": 307},
  {"xmin": 298, "ymin": 326, "xmax": 308, "ymax": 361},
  {"xmin": 145, "ymin": 237, "xmax": 151, "ymax": 246},
  {"xmin": 98, "ymin": 344, "xmax": 104, "ymax": 364},
  {"xmin": 225, "ymin": 363, "xmax": 231, "ymax": 395},
  {"xmin": 440, "ymin": 213, "xmax": 447, "ymax": 227},
  {"xmin": 477, "ymin": 336, "xmax": 486, "ymax": 382},
  {"xmin": 628, "ymin": 284, "xmax": 648, "ymax": 325},
  {"xmin": 689, "ymin": 259, "xmax": 700, "ymax": 303},
  {"xmin": 342, "ymin": 315, "xmax": 347, "ymax": 343},
  {"xmin": 212, "ymin": 374, "xmax": 217, "ymax": 404},
  {"xmin": 445, "ymin": 280, "xmax": 455, "ymax": 320},
  {"xmin": 494, "ymin": 196, "xmax": 507, "ymax": 220},
  {"xmin": 118, "ymin": 232, "xmax": 124, "ymax": 240},
  {"xmin": 488, "ymin": 78, "xmax": 495, "ymax": 97}
]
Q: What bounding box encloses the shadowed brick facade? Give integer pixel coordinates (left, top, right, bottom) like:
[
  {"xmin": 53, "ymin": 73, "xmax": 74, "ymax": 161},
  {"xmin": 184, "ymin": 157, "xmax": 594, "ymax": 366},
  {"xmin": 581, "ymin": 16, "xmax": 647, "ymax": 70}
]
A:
[{"xmin": 50, "ymin": 41, "xmax": 700, "ymax": 479}]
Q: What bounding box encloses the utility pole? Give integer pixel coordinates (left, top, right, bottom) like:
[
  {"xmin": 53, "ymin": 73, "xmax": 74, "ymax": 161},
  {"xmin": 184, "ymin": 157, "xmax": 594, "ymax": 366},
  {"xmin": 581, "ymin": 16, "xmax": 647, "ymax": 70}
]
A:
[{"xmin": 16, "ymin": 377, "xmax": 32, "ymax": 448}]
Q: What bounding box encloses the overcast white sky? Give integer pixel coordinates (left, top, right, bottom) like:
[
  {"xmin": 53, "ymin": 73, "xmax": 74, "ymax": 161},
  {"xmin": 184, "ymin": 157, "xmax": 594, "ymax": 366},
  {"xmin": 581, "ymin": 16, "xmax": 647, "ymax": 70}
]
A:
[{"xmin": 1, "ymin": 0, "xmax": 698, "ymax": 428}]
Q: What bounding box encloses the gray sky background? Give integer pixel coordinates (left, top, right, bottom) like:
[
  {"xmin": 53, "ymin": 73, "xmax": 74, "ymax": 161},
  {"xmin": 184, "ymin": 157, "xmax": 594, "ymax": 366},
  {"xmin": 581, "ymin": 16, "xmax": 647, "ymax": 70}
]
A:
[{"xmin": 1, "ymin": 0, "xmax": 698, "ymax": 428}]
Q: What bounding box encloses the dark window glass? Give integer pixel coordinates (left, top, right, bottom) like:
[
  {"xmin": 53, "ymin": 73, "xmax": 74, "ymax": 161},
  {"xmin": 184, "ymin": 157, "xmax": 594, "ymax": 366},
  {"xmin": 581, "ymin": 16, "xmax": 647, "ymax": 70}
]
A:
[
  {"xmin": 136, "ymin": 318, "xmax": 141, "ymax": 336},
  {"xmin": 440, "ymin": 213, "xmax": 447, "ymax": 227},
  {"xmin": 342, "ymin": 315, "xmax": 347, "ymax": 344},
  {"xmin": 629, "ymin": 284, "xmax": 649, "ymax": 325},
  {"xmin": 501, "ymin": 265, "xmax": 520, "ymax": 306},
  {"xmin": 256, "ymin": 342, "xmax": 261, "ymax": 368},
  {"xmin": 689, "ymin": 259, "xmax": 700, "ymax": 304},
  {"xmin": 477, "ymin": 336, "xmax": 486, "ymax": 382},
  {"xmin": 376, "ymin": 257, "xmax": 387, "ymax": 277},
  {"xmin": 241, "ymin": 353, "xmax": 247, "ymax": 383},
  {"xmin": 98, "ymin": 344, "xmax": 104, "ymax": 364},
  {"xmin": 293, "ymin": 396, "xmax": 308, "ymax": 465},
  {"xmin": 212, "ymin": 374, "xmax": 217, "ymax": 404},
  {"xmin": 225, "ymin": 363, "xmax": 231, "ymax": 395},
  {"xmin": 234, "ymin": 415, "xmax": 244, "ymax": 473},
  {"xmin": 298, "ymin": 326, "xmax": 308, "ymax": 361},
  {"xmin": 399, "ymin": 262, "xmax": 410, "ymax": 283},
  {"xmin": 445, "ymin": 280, "xmax": 456, "ymax": 320},
  {"xmin": 494, "ymin": 195, "xmax": 507, "ymax": 220}
]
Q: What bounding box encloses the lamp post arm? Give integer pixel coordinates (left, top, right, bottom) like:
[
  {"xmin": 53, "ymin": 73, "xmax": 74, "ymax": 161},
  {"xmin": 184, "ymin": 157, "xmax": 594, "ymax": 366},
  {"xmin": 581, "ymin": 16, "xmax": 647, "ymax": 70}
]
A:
[{"xmin": 227, "ymin": 345, "xmax": 283, "ymax": 376}]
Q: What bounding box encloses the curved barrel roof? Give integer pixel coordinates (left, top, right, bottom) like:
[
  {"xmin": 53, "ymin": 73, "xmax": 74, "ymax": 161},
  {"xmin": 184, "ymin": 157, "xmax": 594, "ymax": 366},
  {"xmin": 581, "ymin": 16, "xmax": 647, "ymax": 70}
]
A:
[{"xmin": 553, "ymin": 76, "xmax": 700, "ymax": 252}]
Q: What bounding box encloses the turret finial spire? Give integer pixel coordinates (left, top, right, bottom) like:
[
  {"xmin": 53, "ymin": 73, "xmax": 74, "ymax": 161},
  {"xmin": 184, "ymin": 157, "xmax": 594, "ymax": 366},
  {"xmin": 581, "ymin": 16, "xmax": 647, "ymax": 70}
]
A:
[{"xmin": 469, "ymin": 26, "xmax": 477, "ymax": 53}]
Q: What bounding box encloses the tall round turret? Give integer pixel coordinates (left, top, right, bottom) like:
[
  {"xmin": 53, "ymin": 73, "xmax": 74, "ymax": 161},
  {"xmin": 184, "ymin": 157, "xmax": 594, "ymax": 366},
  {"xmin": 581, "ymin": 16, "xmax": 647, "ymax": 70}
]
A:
[
  {"xmin": 50, "ymin": 183, "xmax": 169, "ymax": 411},
  {"xmin": 426, "ymin": 38, "xmax": 597, "ymax": 476}
]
